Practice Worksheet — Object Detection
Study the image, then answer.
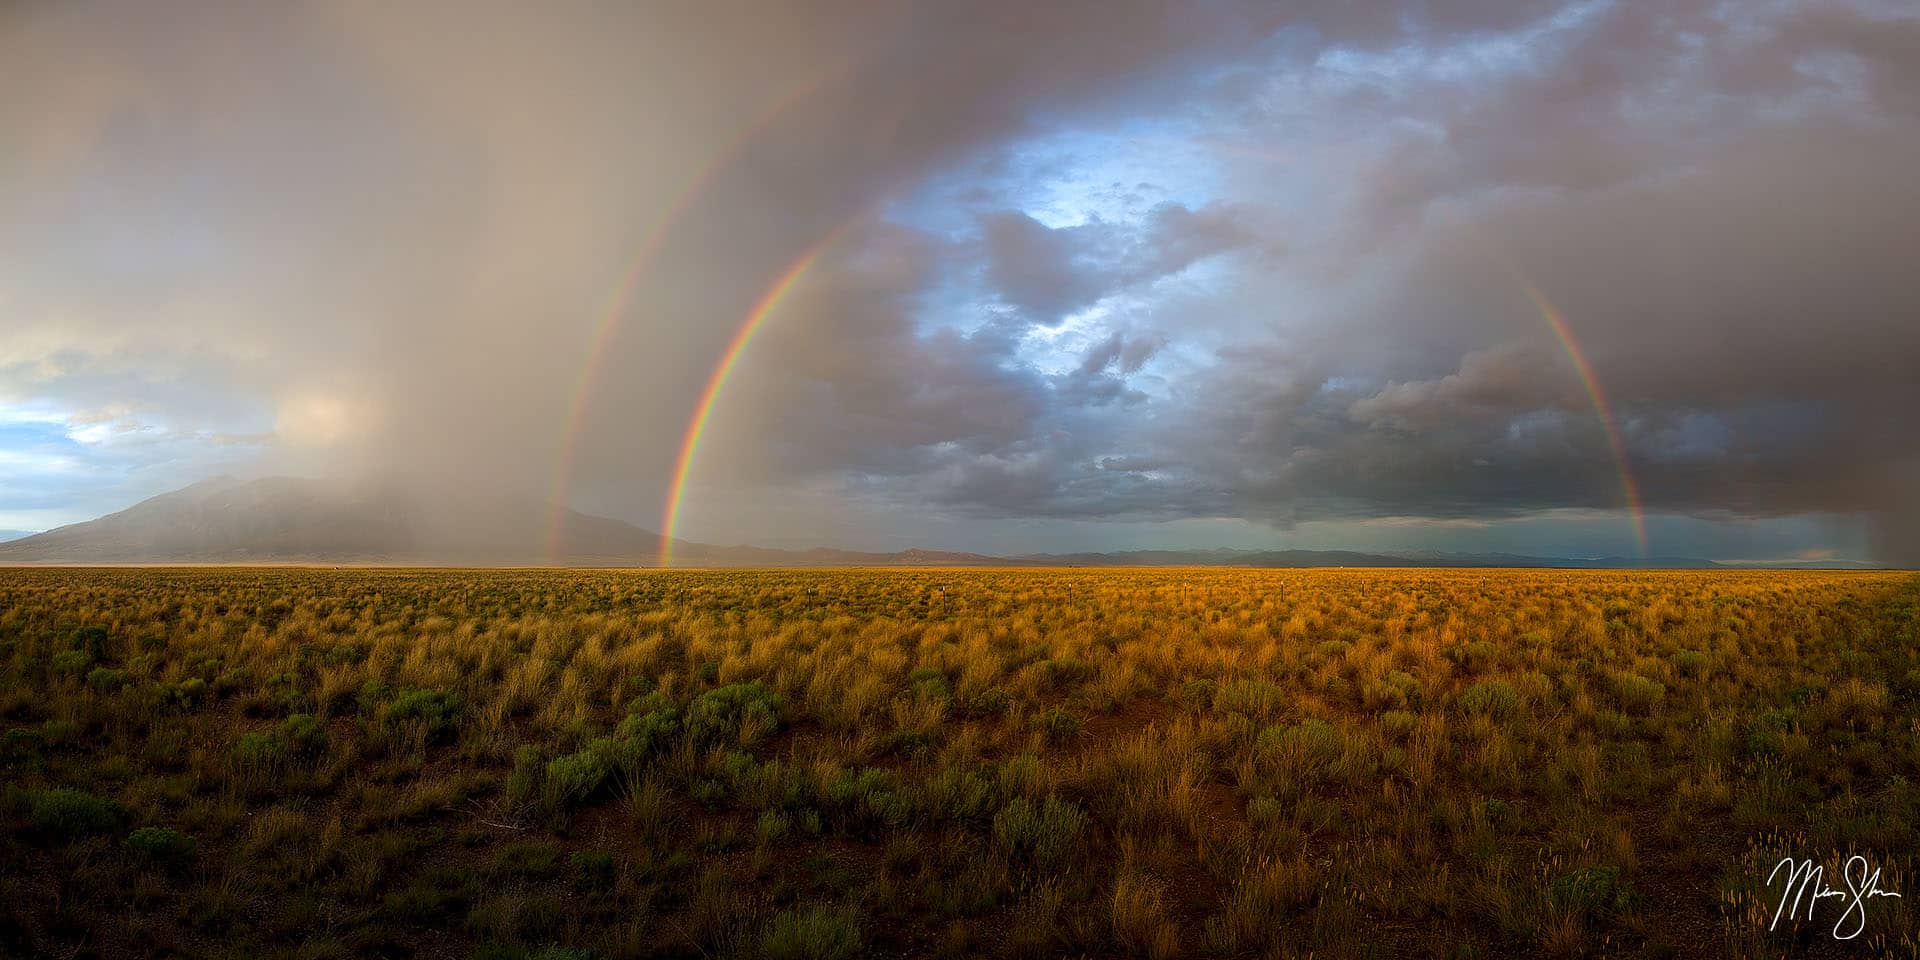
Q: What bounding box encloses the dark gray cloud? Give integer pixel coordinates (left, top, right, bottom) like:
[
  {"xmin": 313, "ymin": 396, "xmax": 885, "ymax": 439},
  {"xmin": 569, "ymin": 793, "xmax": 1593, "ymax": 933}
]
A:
[
  {"xmin": 980, "ymin": 202, "xmax": 1263, "ymax": 322},
  {"xmin": 698, "ymin": 0, "xmax": 1920, "ymax": 559}
]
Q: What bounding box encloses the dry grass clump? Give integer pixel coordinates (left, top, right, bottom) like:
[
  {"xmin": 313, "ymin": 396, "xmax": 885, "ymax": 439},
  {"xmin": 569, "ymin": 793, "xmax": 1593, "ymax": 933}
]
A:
[{"xmin": 0, "ymin": 565, "xmax": 1915, "ymax": 958}]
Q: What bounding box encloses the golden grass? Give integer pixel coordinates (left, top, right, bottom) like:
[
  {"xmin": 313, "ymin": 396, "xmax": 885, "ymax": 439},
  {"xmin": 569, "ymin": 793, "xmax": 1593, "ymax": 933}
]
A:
[{"xmin": 0, "ymin": 566, "xmax": 1916, "ymax": 958}]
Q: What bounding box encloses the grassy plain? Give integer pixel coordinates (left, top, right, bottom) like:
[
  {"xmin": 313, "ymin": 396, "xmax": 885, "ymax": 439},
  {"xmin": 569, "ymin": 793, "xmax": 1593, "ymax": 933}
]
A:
[{"xmin": 1, "ymin": 567, "xmax": 1916, "ymax": 959}]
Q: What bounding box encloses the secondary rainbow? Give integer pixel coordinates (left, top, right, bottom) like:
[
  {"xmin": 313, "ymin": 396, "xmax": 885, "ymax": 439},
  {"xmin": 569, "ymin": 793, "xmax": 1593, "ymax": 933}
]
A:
[
  {"xmin": 1513, "ymin": 277, "xmax": 1650, "ymax": 557},
  {"xmin": 543, "ymin": 69, "xmax": 842, "ymax": 563},
  {"xmin": 656, "ymin": 233, "xmax": 844, "ymax": 567}
]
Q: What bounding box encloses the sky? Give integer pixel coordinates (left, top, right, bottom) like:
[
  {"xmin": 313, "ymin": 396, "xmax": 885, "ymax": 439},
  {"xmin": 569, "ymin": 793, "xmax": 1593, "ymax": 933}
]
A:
[{"xmin": 3, "ymin": 0, "xmax": 1917, "ymax": 563}]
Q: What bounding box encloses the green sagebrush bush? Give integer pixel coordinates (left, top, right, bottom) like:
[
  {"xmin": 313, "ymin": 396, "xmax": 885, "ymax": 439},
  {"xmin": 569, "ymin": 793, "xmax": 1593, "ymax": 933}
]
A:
[
  {"xmin": 126, "ymin": 826, "xmax": 197, "ymax": 863},
  {"xmin": 1458, "ymin": 680, "xmax": 1519, "ymax": 719},
  {"xmin": 1552, "ymin": 864, "xmax": 1637, "ymax": 920},
  {"xmin": 387, "ymin": 687, "xmax": 462, "ymax": 734},
  {"xmin": 28, "ymin": 787, "xmax": 125, "ymax": 840},
  {"xmin": 685, "ymin": 681, "xmax": 779, "ymax": 747},
  {"xmin": 992, "ymin": 795, "xmax": 1086, "ymax": 869},
  {"xmin": 759, "ymin": 905, "xmax": 862, "ymax": 960}
]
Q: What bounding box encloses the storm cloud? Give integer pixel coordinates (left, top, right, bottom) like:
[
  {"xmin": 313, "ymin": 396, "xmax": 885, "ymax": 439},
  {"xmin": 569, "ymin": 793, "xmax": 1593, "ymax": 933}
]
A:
[{"xmin": 4, "ymin": 0, "xmax": 1915, "ymax": 561}]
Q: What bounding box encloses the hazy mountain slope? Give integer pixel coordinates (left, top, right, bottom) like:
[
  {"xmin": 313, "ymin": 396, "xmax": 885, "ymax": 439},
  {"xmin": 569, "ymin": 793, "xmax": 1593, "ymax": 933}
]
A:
[{"xmin": 0, "ymin": 476, "xmax": 664, "ymax": 564}]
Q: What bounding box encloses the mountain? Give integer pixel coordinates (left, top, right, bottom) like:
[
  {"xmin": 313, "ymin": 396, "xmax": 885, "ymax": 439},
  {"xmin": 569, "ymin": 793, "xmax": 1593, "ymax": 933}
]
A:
[
  {"xmin": 0, "ymin": 476, "xmax": 667, "ymax": 565},
  {"xmin": 0, "ymin": 530, "xmax": 32, "ymax": 543},
  {"xmin": 0, "ymin": 477, "xmax": 1886, "ymax": 568}
]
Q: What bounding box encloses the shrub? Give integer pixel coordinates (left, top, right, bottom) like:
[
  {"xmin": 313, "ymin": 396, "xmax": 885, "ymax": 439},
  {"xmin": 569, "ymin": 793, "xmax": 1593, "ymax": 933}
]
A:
[
  {"xmin": 997, "ymin": 754, "xmax": 1047, "ymax": 799},
  {"xmin": 383, "ymin": 875, "xmax": 469, "ymax": 923},
  {"xmin": 879, "ymin": 729, "xmax": 936, "ymax": 759},
  {"xmin": 686, "ymin": 682, "xmax": 780, "ymax": 747},
  {"xmin": 1036, "ymin": 707, "xmax": 1082, "ymax": 743},
  {"xmin": 968, "ymin": 688, "xmax": 1012, "ymax": 717},
  {"xmin": 1246, "ymin": 795, "xmax": 1284, "ymax": 830},
  {"xmin": 1443, "ymin": 641, "xmax": 1499, "ymax": 673},
  {"xmin": 388, "ymin": 687, "xmax": 461, "ymax": 733},
  {"xmin": 992, "ymin": 795, "xmax": 1086, "ymax": 869},
  {"xmin": 1551, "ymin": 865, "xmax": 1636, "ymax": 920},
  {"xmin": 758, "ymin": 808, "xmax": 793, "ymax": 843},
  {"xmin": 356, "ymin": 679, "xmax": 390, "ymax": 713},
  {"xmin": 1458, "ymin": 681, "xmax": 1518, "ymax": 719},
  {"xmin": 1258, "ymin": 718, "xmax": 1342, "ymax": 774},
  {"xmin": 1481, "ymin": 797, "xmax": 1514, "ymax": 827},
  {"xmin": 158, "ymin": 677, "xmax": 209, "ymax": 707},
  {"xmin": 51, "ymin": 649, "xmax": 92, "ymax": 677},
  {"xmin": 1213, "ymin": 679, "xmax": 1288, "ymax": 718},
  {"xmin": 909, "ymin": 670, "xmax": 951, "ymax": 702},
  {"xmin": 612, "ymin": 706, "xmax": 681, "ymax": 761},
  {"xmin": 30, "ymin": 787, "xmax": 125, "ymax": 839},
  {"xmin": 759, "ymin": 905, "xmax": 862, "ymax": 960},
  {"xmin": 923, "ymin": 766, "xmax": 995, "ymax": 822},
  {"xmin": 3, "ymin": 727, "xmax": 45, "ymax": 758},
  {"xmin": 1314, "ymin": 639, "xmax": 1352, "ymax": 659},
  {"xmin": 1039, "ymin": 658, "xmax": 1090, "ymax": 689},
  {"xmin": 506, "ymin": 745, "xmax": 544, "ymax": 801},
  {"xmin": 624, "ymin": 689, "xmax": 673, "ymax": 715},
  {"xmin": 233, "ymin": 731, "xmax": 284, "ymax": 766},
  {"xmin": 87, "ymin": 667, "xmax": 130, "ymax": 692},
  {"xmin": 279, "ymin": 713, "xmax": 328, "ymax": 756},
  {"xmin": 493, "ymin": 842, "xmax": 562, "ymax": 879},
  {"xmin": 465, "ymin": 892, "xmax": 563, "ymax": 941},
  {"xmin": 126, "ymin": 825, "xmax": 197, "ymax": 861},
  {"xmin": 1366, "ymin": 670, "xmax": 1421, "ymax": 710},
  {"xmin": 1822, "ymin": 678, "xmax": 1890, "ymax": 728},
  {"xmin": 1609, "ymin": 672, "xmax": 1665, "ymax": 714},
  {"xmin": 74, "ymin": 625, "xmax": 111, "ymax": 659},
  {"xmin": 1671, "ymin": 649, "xmax": 1709, "ymax": 679},
  {"xmin": 545, "ymin": 748, "xmax": 611, "ymax": 803},
  {"xmin": 1179, "ymin": 678, "xmax": 1217, "ymax": 706},
  {"xmin": 1744, "ymin": 708, "xmax": 1797, "ymax": 757},
  {"xmin": 689, "ymin": 778, "xmax": 725, "ymax": 806},
  {"xmin": 571, "ymin": 849, "xmax": 616, "ymax": 890},
  {"xmin": 39, "ymin": 718, "xmax": 78, "ymax": 747}
]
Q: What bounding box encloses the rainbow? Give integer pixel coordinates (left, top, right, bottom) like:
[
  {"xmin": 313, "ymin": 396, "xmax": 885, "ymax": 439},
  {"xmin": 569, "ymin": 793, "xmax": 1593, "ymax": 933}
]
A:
[
  {"xmin": 656, "ymin": 232, "xmax": 846, "ymax": 567},
  {"xmin": 543, "ymin": 69, "xmax": 842, "ymax": 563},
  {"xmin": 1512, "ymin": 276, "xmax": 1650, "ymax": 557},
  {"xmin": 652, "ymin": 248, "xmax": 1650, "ymax": 564}
]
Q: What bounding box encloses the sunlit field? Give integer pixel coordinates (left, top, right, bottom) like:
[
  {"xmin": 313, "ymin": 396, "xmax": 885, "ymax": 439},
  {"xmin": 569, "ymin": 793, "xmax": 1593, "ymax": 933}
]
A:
[{"xmin": 2, "ymin": 568, "xmax": 1916, "ymax": 958}]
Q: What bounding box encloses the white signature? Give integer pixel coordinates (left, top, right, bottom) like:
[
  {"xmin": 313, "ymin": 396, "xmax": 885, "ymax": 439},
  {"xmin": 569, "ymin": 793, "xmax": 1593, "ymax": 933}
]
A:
[{"xmin": 1767, "ymin": 855, "xmax": 1903, "ymax": 940}]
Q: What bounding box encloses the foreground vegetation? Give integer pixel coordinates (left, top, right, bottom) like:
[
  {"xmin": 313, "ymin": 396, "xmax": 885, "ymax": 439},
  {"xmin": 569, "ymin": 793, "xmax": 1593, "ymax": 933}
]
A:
[{"xmin": 1, "ymin": 567, "xmax": 1916, "ymax": 958}]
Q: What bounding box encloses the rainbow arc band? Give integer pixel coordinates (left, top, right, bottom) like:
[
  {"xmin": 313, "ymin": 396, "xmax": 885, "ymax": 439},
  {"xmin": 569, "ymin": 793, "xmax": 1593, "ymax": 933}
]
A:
[
  {"xmin": 657, "ymin": 230, "xmax": 848, "ymax": 567},
  {"xmin": 654, "ymin": 253, "xmax": 1650, "ymax": 565},
  {"xmin": 543, "ymin": 68, "xmax": 845, "ymax": 563},
  {"xmin": 1510, "ymin": 275, "xmax": 1650, "ymax": 557},
  {"xmin": 655, "ymin": 252, "xmax": 1648, "ymax": 566}
]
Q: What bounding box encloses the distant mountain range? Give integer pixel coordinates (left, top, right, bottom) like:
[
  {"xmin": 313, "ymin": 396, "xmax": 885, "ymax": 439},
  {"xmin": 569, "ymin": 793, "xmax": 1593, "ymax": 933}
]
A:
[
  {"xmin": 0, "ymin": 476, "xmax": 1884, "ymax": 569},
  {"xmin": 1017, "ymin": 548, "xmax": 1877, "ymax": 569}
]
